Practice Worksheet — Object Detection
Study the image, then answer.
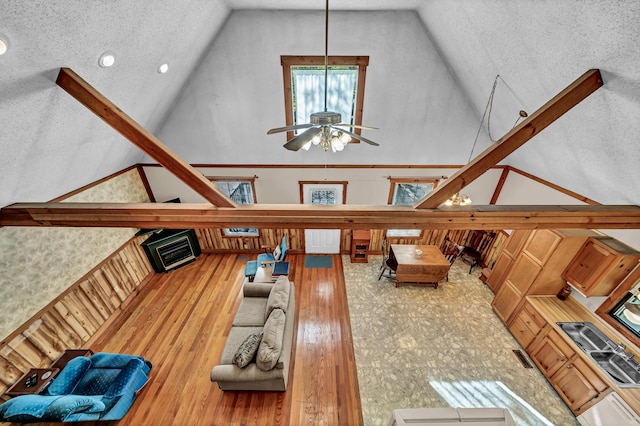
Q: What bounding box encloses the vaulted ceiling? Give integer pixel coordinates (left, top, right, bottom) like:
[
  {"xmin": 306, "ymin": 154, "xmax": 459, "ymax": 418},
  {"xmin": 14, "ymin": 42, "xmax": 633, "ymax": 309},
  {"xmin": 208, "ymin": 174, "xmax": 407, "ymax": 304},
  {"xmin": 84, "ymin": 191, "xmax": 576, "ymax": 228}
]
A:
[{"xmin": 1, "ymin": 0, "xmax": 639, "ymax": 209}]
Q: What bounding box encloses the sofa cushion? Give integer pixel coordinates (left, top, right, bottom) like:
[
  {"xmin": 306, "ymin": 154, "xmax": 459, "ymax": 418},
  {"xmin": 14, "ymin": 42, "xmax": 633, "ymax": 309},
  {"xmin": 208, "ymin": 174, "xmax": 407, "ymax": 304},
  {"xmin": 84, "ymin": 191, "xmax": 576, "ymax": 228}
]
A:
[
  {"xmin": 232, "ymin": 332, "xmax": 263, "ymax": 368},
  {"xmin": 265, "ymin": 277, "xmax": 290, "ymax": 318},
  {"xmin": 233, "ymin": 297, "xmax": 268, "ymax": 326},
  {"xmin": 220, "ymin": 326, "xmax": 265, "ymax": 365},
  {"xmin": 256, "ymin": 308, "xmax": 286, "ymax": 371},
  {"xmin": 45, "ymin": 356, "xmax": 92, "ymax": 396}
]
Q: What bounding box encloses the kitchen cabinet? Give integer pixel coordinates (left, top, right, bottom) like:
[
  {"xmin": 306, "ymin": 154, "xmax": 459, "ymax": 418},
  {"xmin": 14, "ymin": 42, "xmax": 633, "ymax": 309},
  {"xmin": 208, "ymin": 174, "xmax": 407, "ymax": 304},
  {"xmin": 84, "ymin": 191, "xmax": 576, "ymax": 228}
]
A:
[
  {"xmin": 551, "ymin": 357, "xmax": 609, "ymax": 414},
  {"xmin": 530, "ymin": 328, "xmax": 575, "ymax": 377},
  {"xmin": 562, "ymin": 237, "xmax": 640, "ymax": 297},
  {"xmin": 350, "ymin": 230, "xmax": 370, "ymax": 263},
  {"xmin": 529, "ymin": 327, "xmax": 610, "ymax": 415},
  {"xmin": 508, "ymin": 302, "xmax": 547, "ymax": 349},
  {"xmin": 485, "ymin": 230, "xmax": 530, "ymax": 293},
  {"xmin": 491, "ymin": 229, "xmax": 598, "ymax": 324}
]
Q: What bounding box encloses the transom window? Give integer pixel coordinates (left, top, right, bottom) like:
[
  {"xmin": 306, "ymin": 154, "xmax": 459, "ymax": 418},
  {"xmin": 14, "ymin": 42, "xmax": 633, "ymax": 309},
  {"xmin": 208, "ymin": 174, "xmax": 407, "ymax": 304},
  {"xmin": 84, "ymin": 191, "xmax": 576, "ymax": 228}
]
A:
[
  {"xmin": 387, "ymin": 178, "xmax": 439, "ymax": 238},
  {"xmin": 281, "ymin": 56, "xmax": 369, "ymax": 141},
  {"xmin": 208, "ymin": 176, "xmax": 259, "ymax": 237}
]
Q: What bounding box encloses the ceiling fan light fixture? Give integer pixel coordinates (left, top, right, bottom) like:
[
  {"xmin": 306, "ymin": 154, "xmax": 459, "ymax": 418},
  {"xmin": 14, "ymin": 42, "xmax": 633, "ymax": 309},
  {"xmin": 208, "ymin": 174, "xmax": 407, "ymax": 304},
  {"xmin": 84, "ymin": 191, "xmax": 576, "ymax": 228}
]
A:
[
  {"xmin": 445, "ymin": 192, "xmax": 472, "ymax": 207},
  {"xmin": 266, "ymin": 0, "xmax": 380, "ymax": 152}
]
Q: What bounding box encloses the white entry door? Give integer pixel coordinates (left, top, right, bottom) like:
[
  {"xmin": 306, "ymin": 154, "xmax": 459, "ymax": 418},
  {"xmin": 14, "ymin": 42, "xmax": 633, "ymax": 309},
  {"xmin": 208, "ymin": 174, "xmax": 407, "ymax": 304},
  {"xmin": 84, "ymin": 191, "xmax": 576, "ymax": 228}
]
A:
[{"xmin": 302, "ymin": 183, "xmax": 343, "ymax": 254}]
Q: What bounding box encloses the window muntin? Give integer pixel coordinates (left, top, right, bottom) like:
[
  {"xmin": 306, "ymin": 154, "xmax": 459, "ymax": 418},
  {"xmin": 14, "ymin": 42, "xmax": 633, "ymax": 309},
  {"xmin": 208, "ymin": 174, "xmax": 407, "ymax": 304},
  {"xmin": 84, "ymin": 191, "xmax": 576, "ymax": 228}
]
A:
[
  {"xmin": 281, "ymin": 56, "xmax": 369, "ymax": 141},
  {"xmin": 209, "ymin": 177, "xmax": 259, "ymax": 237},
  {"xmin": 291, "ymin": 65, "xmax": 358, "ymax": 135},
  {"xmin": 386, "ymin": 179, "xmax": 439, "ymax": 238}
]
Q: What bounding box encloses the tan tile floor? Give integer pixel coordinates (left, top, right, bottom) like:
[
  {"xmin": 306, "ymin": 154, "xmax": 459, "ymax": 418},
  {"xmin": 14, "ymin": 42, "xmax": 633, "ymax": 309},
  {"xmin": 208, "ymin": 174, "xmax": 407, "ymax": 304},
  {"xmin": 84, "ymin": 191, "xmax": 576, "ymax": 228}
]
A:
[{"xmin": 343, "ymin": 256, "xmax": 579, "ymax": 426}]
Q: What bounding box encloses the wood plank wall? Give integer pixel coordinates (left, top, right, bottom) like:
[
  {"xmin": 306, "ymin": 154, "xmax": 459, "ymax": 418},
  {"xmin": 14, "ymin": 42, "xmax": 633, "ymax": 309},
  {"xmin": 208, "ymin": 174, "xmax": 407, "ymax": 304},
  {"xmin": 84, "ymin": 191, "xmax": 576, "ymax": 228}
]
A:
[
  {"xmin": 195, "ymin": 227, "xmax": 506, "ymax": 271},
  {"xmin": 0, "ymin": 227, "xmax": 506, "ymax": 401},
  {"xmin": 0, "ymin": 236, "xmax": 153, "ymax": 401}
]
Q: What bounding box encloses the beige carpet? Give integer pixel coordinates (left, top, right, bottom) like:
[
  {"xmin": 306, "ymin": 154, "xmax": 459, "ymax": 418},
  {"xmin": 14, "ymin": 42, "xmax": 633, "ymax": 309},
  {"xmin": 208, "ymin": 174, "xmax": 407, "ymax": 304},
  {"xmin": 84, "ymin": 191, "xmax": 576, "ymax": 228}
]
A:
[{"xmin": 342, "ymin": 255, "xmax": 578, "ymax": 426}]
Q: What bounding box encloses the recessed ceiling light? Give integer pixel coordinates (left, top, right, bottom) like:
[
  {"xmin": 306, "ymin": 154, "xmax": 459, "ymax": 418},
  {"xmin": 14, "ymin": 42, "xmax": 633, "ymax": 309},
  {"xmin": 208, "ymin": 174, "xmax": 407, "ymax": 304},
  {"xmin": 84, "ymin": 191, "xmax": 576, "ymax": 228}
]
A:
[
  {"xmin": 158, "ymin": 63, "xmax": 169, "ymax": 74},
  {"xmin": 99, "ymin": 51, "xmax": 116, "ymax": 68},
  {"xmin": 0, "ymin": 33, "xmax": 9, "ymax": 56}
]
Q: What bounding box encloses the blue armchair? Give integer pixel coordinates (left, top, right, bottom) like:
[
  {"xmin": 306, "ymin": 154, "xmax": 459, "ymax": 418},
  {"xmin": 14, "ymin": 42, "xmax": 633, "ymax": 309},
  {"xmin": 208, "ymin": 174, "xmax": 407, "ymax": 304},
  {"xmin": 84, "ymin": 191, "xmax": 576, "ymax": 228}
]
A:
[
  {"xmin": 0, "ymin": 352, "xmax": 152, "ymax": 423},
  {"xmin": 258, "ymin": 235, "xmax": 288, "ymax": 266}
]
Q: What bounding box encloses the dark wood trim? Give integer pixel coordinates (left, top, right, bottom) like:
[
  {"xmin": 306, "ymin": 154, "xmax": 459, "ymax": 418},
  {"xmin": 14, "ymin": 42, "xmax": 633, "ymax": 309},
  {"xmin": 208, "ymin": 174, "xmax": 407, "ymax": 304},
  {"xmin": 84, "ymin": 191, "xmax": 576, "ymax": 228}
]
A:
[
  {"xmin": 595, "ymin": 265, "xmax": 640, "ymax": 348},
  {"xmin": 141, "ymin": 163, "xmax": 467, "ymax": 169},
  {"xmin": 414, "ymin": 69, "xmax": 604, "ymax": 208},
  {"xmin": 55, "ymin": 68, "xmax": 236, "ymax": 208},
  {"xmin": 506, "ymin": 166, "xmax": 600, "ymax": 205},
  {"xmin": 280, "ymin": 55, "xmax": 370, "ymax": 142},
  {"xmin": 490, "ymin": 168, "xmax": 510, "ymax": 204},
  {"xmin": 135, "ymin": 164, "xmax": 156, "ymax": 203},
  {"xmin": 387, "ymin": 178, "xmax": 440, "ymax": 204},
  {"xmin": 298, "ymin": 181, "xmax": 349, "ymax": 204},
  {"xmin": 3, "ymin": 202, "xmax": 639, "ymax": 230}
]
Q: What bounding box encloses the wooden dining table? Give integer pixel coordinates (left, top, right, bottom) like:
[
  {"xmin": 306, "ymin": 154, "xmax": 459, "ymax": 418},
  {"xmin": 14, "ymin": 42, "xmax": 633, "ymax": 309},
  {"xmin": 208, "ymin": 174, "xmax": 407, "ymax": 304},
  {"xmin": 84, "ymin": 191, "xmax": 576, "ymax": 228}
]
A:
[{"xmin": 389, "ymin": 244, "xmax": 451, "ymax": 288}]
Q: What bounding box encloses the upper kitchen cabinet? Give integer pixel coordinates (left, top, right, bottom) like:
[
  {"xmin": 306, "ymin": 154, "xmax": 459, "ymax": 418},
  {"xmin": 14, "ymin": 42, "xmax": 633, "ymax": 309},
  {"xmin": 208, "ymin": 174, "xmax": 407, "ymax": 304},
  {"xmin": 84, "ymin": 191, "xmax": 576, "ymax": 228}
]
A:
[{"xmin": 562, "ymin": 237, "xmax": 640, "ymax": 297}]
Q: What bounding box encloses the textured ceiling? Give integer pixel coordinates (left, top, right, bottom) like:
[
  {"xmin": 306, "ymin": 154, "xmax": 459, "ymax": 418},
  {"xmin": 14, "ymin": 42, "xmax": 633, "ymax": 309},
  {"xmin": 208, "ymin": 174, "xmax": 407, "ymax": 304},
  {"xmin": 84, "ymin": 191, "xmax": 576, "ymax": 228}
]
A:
[{"xmin": 1, "ymin": 0, "xmax": 639, "ymax": 208}]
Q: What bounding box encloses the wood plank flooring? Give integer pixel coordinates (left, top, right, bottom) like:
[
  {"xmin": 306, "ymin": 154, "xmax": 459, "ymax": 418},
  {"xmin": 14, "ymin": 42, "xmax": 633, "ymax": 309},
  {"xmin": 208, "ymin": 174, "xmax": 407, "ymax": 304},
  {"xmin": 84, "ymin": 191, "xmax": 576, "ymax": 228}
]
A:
[{"xmin": 38, "ymin": 253, "xmax": 363, "ymax": 426}]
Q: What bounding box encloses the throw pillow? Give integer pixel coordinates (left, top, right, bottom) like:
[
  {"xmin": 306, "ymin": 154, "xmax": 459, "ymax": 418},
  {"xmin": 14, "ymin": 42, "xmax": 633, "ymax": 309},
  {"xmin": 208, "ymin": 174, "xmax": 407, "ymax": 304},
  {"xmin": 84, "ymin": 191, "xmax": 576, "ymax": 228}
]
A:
[
  {"xmin": 256, "ymin": 308, "xmax": 286, "ymax": 371},
  {"xmin": 232, "ymin": 332, "xmax": 263, "ymax": 368},
  {"xmin": 273, "ymin": 245, "xmax": 282, "ymax": 261},
  {"xmin": 265, "ymin": 276, "xmax": 290, "ymax": 318}
]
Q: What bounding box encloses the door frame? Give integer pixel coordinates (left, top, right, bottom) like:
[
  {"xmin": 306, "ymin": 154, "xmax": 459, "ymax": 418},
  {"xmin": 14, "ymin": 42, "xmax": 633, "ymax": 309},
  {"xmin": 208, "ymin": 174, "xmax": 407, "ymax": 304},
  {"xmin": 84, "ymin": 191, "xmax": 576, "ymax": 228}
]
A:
[{"xmin": 299, "ymin": 181, "xmax": 348, "ymax": 254}]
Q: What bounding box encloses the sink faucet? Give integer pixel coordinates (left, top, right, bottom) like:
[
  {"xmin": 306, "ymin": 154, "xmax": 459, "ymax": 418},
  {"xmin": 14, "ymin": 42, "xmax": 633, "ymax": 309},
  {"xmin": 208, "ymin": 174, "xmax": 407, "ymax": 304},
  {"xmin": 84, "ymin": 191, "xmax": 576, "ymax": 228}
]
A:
[{"xmin": 608, "ymin": 341, "xmax": 627, "ymax": 353}]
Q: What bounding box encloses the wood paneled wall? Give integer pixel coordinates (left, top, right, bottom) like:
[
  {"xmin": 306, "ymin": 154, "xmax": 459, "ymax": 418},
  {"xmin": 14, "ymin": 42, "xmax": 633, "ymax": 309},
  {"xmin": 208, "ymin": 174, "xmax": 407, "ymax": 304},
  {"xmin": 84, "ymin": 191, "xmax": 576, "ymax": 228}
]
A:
[
  {"xmin": 342, "ymin": 229, "xmax": 507, "ymax": 269},
  {"xmin": 196, "ymin": 228, "xmax": 305, "ymax": 253},
  {"xmin": 197, "ymin": 227, "xmax": 506, "ymax": 271},
  {"xmin": 0, "ymin": 237, "xmax": 153, "ymax": 400}
]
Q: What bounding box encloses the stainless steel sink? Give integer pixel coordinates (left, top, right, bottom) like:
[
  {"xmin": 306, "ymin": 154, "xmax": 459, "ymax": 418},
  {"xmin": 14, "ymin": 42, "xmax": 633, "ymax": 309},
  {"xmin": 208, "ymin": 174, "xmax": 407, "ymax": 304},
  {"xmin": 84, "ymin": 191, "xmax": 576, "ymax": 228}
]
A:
[
  {"xmin": 589, "ymin": 351, "xmax": 640, "ymax": 388},
  {"xmin": 556, "ymin": 322, "xmax": 640, "ymax": 388},
  {"xmin": 557, "ymin": 322, "xmax": 611, "ymax": 351}
]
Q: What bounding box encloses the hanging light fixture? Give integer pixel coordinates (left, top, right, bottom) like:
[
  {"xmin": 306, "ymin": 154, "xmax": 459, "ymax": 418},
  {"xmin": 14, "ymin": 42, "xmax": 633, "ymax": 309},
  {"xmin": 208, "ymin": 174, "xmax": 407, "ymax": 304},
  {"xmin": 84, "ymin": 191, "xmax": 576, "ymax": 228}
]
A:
[{"xmin": 445, "ymin": 75, "xmax": 529, "ymax": 207}]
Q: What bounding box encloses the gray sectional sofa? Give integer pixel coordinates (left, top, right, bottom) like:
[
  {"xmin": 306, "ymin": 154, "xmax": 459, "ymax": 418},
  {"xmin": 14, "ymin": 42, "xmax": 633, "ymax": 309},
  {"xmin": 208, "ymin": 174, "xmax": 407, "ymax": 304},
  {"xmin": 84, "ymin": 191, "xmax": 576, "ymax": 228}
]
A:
[{"xmin": 210, "ymin": 276, "xmax": 295, "ymax": 391}]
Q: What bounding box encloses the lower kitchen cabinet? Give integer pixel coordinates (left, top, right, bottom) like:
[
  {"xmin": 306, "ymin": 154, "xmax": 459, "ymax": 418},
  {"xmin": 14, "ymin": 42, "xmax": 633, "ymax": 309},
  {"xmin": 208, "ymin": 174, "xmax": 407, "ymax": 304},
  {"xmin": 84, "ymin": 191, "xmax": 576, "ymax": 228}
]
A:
[
  {"xmin": 529, "ymin": 328, "xmax": 575, "ymax": 378},
  {"xmin": 508, "ymin": 302, "xmax": 547, "ymax": 349},
  {"xmin": 551, "ymin": 357, "xmax": 609, "ymax": 414},
  {"xmin": 528, "ymin": 328, "xmax": 609, "ymax": 415}
]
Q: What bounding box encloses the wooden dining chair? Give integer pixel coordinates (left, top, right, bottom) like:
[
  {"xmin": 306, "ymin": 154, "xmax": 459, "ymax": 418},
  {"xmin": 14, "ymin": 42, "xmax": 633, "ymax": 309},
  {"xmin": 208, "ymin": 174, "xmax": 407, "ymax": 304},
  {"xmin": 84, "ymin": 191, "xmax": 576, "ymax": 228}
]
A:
[
  {"xmin": 378, "ymin": 237, "xmax": 398, "ymax": 280},
  {"xmin": 439, "ymin": 236, "xmax": 460, "ymax": 281}
]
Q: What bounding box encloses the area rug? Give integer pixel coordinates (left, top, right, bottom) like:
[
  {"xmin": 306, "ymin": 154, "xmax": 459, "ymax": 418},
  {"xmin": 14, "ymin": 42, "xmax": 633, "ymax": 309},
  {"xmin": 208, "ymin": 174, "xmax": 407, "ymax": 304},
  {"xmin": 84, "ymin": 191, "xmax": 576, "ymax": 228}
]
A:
[{"xmin": 304, "ymin": 255, "xmax": 333, "ymax": 268}]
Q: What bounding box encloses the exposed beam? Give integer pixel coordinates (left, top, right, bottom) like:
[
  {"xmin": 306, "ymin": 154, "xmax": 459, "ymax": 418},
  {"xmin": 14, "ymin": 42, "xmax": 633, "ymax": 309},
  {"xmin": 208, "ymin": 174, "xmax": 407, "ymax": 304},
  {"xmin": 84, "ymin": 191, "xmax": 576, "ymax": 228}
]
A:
[
  {"xmin": 2, "ymin": 203, "xmax": 639, "ymax": 230},
  {"xmin": 414, "ymin": 69, "xmax": 604, "ymax": 209},
  {"xmin": 56, "ymin": 68, "xmax": 236, "ymax": 208}
]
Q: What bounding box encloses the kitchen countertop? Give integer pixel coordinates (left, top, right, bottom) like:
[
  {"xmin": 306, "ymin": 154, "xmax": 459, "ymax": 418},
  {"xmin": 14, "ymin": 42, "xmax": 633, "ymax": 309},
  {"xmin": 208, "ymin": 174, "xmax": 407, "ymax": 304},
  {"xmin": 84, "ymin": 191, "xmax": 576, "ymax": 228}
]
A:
[{"xmin": 527, "ymin": 295, "xmax": 640, "ymax": 414}]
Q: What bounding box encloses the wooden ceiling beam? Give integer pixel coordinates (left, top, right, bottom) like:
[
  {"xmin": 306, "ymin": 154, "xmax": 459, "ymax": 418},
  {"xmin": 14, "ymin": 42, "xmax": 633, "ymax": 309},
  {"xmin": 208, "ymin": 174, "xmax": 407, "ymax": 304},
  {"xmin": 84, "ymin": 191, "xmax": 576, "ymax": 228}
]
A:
[
  {"xmin": 2, "ymin": 202, "xmax": 639, "ymax": 230},
  {"xmin": 414, "ymin": 69, "xmax": 604, "ymax": 209},
  {"xmin": 56, "ymin": 68, "xmax": 235, "ymax": 208}
]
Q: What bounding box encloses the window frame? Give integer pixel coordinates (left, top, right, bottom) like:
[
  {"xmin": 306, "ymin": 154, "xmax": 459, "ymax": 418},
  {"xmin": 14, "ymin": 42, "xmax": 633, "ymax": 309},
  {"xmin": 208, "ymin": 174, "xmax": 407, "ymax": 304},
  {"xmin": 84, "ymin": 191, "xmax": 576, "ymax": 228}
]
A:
[
  {"xmin": 386, "ymin": 178, "xmax": 440, "ymax": 239},
  {"xmin": 207, "ymin": 176, "xmax": 259, "ymax": 238},
  {"xmin": 281, "ymin": 55, "xmax": 369, "ymax": 143}
]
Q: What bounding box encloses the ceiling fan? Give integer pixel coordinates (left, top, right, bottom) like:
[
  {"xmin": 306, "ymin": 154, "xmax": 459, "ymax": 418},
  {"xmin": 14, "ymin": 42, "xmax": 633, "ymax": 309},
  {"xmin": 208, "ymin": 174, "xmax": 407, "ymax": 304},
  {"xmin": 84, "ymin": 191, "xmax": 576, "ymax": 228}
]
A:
[{"xmin": 267, "ymin": 0, "xmax": 380, "ymax": 152}]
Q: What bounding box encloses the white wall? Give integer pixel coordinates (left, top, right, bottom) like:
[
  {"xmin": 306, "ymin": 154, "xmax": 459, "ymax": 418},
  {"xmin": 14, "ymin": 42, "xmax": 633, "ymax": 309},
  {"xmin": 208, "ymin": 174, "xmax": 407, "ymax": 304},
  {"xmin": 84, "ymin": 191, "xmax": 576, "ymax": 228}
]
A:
[
  {"xmin": 143, "ymin": 165, "xmax": 502, "ymax": 206},
  {"xmin": 155, "ymin": 10, "xmax": 484, "ymax": 167}
]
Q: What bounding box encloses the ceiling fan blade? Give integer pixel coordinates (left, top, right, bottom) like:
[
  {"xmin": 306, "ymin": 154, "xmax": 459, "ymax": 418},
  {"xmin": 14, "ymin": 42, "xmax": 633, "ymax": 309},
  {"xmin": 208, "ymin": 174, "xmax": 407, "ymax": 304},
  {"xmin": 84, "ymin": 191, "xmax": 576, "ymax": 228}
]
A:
[
  {"xmin": 267, "ymin": 123, "xmax": 313, "ymax": 135},
  {"xmin": 283, "ymin": 127, "xmax": 323, "ymax": 151},
  {"xmin": 334, "ymin": 123, "xmax": 379, "ymax": 131},
  {"xmin": 334, "ymin": 127, "xmax": 380, "ymax": 146}
]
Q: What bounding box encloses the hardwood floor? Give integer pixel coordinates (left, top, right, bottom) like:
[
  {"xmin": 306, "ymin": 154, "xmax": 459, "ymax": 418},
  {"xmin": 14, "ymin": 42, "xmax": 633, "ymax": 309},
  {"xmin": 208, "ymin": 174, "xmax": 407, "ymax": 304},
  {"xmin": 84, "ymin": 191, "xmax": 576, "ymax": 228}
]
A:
[{"xmin": 62, "ymin": 253, "xmax": 362, "ymax": 425}]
